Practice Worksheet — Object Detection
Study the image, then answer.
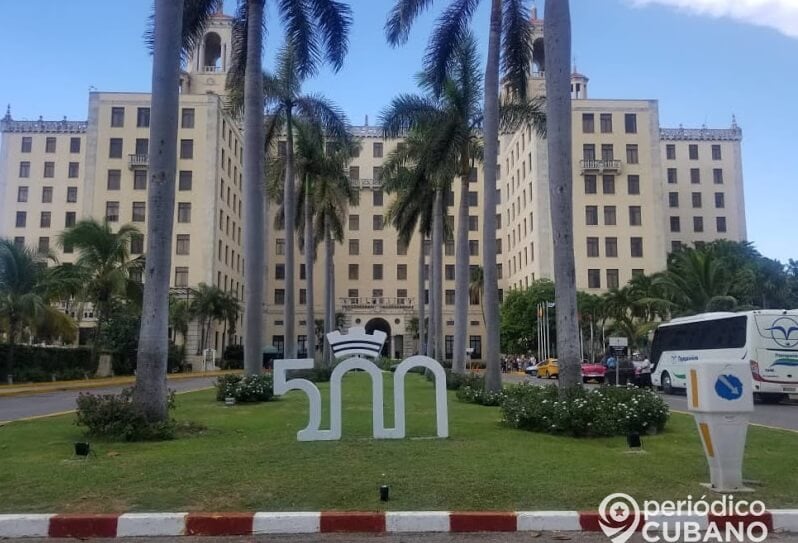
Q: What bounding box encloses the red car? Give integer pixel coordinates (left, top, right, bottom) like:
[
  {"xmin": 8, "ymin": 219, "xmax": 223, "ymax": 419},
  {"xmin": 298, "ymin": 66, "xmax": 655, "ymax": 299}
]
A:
[{"xmin": 581, "ymin": 360, "xmax": 606, "ymax": 383}]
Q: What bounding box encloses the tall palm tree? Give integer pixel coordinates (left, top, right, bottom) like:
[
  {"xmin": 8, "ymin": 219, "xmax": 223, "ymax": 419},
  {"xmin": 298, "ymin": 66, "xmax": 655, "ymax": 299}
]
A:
[
  {"xmin": 137, "ymin": 0, "xmax": 222, "ymax": 420},
  {"xmin": 220, "ymin": 290, "xmax": 242, "ymax": 349},
  {"xmin": 655, "ymin": 248, "xmax": 735, "ymax": 315},
  {"xmin": 227, "ymin": 0, "xmax": 352, "ymax": 372},
  {"xmin": 168, "ymin": 294, "xmax": 191, "ymax": 363},
  {"xmin": 468, "ymin": 264, "xmax": 485, "ymax": 326},
  {"xmin": 189, "ymin": 283, "xmax": 226, "ymax": 353},
  {"xmin": 385, "ymin": 0, "xmax": 536, "ymax": 392}
]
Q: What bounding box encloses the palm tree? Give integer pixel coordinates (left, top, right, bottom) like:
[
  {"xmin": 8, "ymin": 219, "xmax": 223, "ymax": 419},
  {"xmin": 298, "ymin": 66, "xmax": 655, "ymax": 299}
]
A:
[
  {"xmin": 168, "ymin": 295, "xmax": 191, "ymax": 363},
  {"xmin": 220, "ymin": 290, "xmax": 242, "ymax": 349},
  {"xmin": 136, "ymin": 0, "xmax": 222, "ymax": 420},
  {"xmin": 227, "ymin": 0, "xmax": 352, "ymax": 372},
  {"xmin": 189, "ymin": 283, "xmax": 226, "ymax": 354},
  {"xmin": 385, "ymin": 0, "xmax": 536, "ymax": 392},
  {"xmin": 57, "ymin": 220, "xmax": 143, "ymax": 356},
  {"xmin": 654, "ymin": 247, "xmax": 735, "ymax": 315},
  {"xmin": 468, "ymin": 264, "xmax": 485, "ymax": 326}
]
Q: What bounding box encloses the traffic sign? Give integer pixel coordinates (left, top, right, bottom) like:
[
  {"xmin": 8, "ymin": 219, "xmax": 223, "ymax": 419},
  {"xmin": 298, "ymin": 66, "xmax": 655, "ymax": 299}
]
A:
[{"xmin": 714, "ymin": 374, "xmax": 744, "ymax": 401}]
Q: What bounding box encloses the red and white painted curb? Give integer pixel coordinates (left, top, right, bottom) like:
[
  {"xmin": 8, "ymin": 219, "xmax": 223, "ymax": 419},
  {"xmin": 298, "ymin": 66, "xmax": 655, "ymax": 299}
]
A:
[{"xmin": 0, "ymin": 510, "xmax": 796, "ymax": 537}]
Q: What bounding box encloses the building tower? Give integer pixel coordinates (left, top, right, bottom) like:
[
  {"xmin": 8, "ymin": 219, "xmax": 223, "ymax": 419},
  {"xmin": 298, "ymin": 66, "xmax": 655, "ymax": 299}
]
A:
[
  {"xmin": 570, "ymin": 66, "xmax": 589, "ymax": 100},
  {"xmin": 179, "ymin": 9, "xmax": 234, "ymax": 96}
]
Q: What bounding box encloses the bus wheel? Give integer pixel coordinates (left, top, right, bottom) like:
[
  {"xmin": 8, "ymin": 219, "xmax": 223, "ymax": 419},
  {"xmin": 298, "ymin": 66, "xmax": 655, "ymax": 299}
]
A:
[{"xmin": 662, "ymin": 372, "xmax": 673, "ymax": 395}]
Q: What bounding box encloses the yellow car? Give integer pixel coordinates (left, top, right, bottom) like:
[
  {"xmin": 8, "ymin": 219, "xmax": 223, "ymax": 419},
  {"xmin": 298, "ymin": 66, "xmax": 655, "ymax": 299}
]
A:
[{"xmin": 536, "ymin": 358, "xmax": 559, "ymax": 379}]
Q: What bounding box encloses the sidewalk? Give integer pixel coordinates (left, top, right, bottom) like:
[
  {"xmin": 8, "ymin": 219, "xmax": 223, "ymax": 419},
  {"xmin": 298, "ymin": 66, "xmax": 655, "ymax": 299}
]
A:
[{"xmin": 0, "ymin": 370, "xmax": 238, "ymax": 398}]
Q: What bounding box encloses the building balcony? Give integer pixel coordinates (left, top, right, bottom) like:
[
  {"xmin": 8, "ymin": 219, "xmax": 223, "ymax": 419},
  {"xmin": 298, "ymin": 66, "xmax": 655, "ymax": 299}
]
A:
[
  {"xmin": 350, "ymin": 177, "xmax": 382, "ymax": 190},
  {"xmin": 202, "ymin": 65, "xmax": 223, "ymax": 73},
  {"xmin": 580, "ymin": 159, "xmax": 622, "ymax": 174},
  {"xmin": 340, "ymin": 296, "xmax": 415, "ymax": 311},
  {"xmin": 129, "ymin": 154, "xmax": 148, "ymax": 169}
]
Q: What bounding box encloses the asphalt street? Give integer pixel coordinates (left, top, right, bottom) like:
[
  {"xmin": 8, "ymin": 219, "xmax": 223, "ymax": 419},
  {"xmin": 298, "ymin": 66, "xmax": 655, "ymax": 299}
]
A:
[
  {"xmin": 504, "ymin": 374, "xmax": 798, "ymax": 432},
  {"xmin": 0, "ymin": 376, "xmax": 218, "ymax": 423}
]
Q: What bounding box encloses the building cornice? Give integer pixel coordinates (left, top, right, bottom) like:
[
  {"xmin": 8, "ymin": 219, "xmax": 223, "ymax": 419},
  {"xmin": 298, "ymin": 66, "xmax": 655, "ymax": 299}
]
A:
[
  {"xmin": 1, "ymin": 117, "xmax": 88, "ymax": 134},
  {"xmin": 660, "ymin": 126, "xmax": 742, "ymax": 142}
]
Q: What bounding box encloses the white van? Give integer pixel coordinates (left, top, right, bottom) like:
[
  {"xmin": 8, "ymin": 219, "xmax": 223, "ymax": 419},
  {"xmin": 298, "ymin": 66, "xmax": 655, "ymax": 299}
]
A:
[{"xmin": 650, "ymin": 310, "xmax": 798, "ymax": 403}]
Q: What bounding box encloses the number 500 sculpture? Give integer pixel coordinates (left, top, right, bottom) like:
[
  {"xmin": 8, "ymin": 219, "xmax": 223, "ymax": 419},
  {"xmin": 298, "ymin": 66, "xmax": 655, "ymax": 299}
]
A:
[{"xmin": 273, "ymin": 327, "xmax": 449, "ymax": 441}]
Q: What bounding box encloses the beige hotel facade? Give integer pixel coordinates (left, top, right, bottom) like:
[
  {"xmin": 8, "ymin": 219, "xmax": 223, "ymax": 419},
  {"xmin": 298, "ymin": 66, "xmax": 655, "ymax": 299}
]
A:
[{"xmin": 0, "ymin": 11, "xmax": 745, "ymax": 363}]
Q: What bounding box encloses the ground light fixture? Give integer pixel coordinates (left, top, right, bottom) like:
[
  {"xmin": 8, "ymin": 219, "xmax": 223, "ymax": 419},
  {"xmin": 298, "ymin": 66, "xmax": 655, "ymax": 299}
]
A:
[
  {"xmin": 626, "ymin": 432, "xmax": 642, "ymax": 449},
  {"xmin": 379, "ymin": 485, "xmax": 390, "ymax": 501},
  {"xmin": 74, "ymin": 442, "xmax": 91, "ymax": 457}
]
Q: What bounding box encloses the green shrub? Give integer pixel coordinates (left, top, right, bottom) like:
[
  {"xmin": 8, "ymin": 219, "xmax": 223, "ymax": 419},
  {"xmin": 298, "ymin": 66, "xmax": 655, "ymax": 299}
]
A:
[
  {"xmin": 500, "ymin": 383, "xmax": 670, "ymax": 437},
  {"xmin": 215, "ymin": 374, "xmax": 273, "ymax": 402},
  {"xmin": 287, "ymin": 366, "xmax": 333, "ymax": 383},
  {"xmin": 75, "ymin": 387, "xmax": 177, "ymax": 441},
  {"xmin": 221, "ymin": 344, "xmax": 244, "ymax": 369},
  {"xmin": 0, "ymin": 344, "xmax": 96, "ymax": 382},
  {"xmin": 455, "ymin": 373, "xmax": 505, "ymax": 406},
  {"xmin": 425, "ymin": 369, "xmax": 480, "ymax": 390}
]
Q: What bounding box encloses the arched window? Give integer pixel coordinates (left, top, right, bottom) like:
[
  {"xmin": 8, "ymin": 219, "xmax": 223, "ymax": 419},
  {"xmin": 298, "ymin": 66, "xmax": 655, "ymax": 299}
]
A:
[
  {"xmin": 532, "ymin": 38, "xmax": 545, "ymax": 73},
  {"xmin": 203, "ymin": 32, "xmax": 222, "ymax": 70}
]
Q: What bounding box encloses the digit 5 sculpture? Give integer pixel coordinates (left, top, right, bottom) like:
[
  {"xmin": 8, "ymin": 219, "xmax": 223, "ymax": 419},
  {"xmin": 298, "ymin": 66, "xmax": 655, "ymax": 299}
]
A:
[{"xmin": 273, "ymin": 327, "xmax": 449, "ymax": 441}]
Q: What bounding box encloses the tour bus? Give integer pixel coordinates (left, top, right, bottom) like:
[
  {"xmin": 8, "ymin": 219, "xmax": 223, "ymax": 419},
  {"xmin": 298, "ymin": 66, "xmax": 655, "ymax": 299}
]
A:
[{"xmin": 650, "ymin": 310, "xmax": 798, "ymax": 403}]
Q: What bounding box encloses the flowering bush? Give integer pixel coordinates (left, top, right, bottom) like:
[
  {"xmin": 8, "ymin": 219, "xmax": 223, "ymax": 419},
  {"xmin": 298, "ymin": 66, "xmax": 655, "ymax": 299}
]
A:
[
  {"xmin": 455, "ymin": 373, "xmax": 505, "ymax": 406},
  {"xmin": 75, "ymin": 387, "xmax": 177, "ymax": 441},
  {"xmin": 501, "ymin": 383, "xmax": 669, "ymax": 437},
  {"xmin": 215, "ymin": 374, "xmax": 273, "ymax": 403}
]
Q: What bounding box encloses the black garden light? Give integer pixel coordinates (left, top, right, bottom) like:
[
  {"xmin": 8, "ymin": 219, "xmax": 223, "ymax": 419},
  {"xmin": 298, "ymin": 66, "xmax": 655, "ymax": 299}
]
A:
[
  {"xmin": 379, "ymin": 485, "xmax": 390, "ymax": 501},
  {"xmin": 74, "ymin": 442, "xmax": 91, "ymax": 457},
  {"xmin": 627, "ymin": 432, "xmax": 642, "ymax": 449}
]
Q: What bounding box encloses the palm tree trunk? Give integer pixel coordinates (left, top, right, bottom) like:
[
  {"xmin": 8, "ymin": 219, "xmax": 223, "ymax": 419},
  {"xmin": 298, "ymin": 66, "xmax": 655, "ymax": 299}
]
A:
[
  {"xmin": 431, "ymin": 188, "xmax": 444, "ymax": 362},
  {"xmin": 242, "ymin": 0, "xmax": 266, "ymax": 377},
  {"xmin": 453, "ymin": 176, "xmax": 469, "ymax": 373},
  {"xmin": 545, "ymin": 0, "xmax": 580, "ymax": 393},
  {"xmin": 323, "ymin": 217, "xmax": 334, "ymax": 367},
  {"xmin": 132, "ymin": 0, "xmax": 183, "ymax": 421},
  {"xmin": 283, "ymin": 108, "xmax": 297, "ymax": 359},
  {"xmin": 481, "ymin": 0, "xmax": 503, "ymax": 393},
  {"xmin": 417, "ymin": 236, "xmax": 425, "ymax": 355},
  {"xmin": 304, "ymin": 179, "xmax": 316, "ymax": 363}
]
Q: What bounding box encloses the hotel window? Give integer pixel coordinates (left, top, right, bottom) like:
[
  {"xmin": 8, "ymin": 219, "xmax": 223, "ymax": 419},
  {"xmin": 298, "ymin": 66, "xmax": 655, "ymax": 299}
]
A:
[
  {"xmin": 373, "ymin": 214, "xmax": 383, "ymax": 230},
  {"xmin": 668, "ymin": 192, "xmax": 679, "ymax": 208},
  {"xmin": 180, "ymin": 139, "xmax": 193, "ymax": 159},
  {"xmin": 111, "ymin": 107, "xmax": 125, "ymax": 127},
  {"xmin": 130, "ymin": 234, "xmax": 144, "ymax": 255},
  {"xmin": 178, "ymin": 170, "xmax": 192, "ymax": 190},
  {"xmin": 627, "ymin": 175, "xmax": 640, "ymax": 195},
  {"xmin": 397, "ymin": 239, "xmax": 408, "ymax": 255},
  {"xmin": 348, "ymin": 264, "xmax": 359, "ymax": 280},
  {"xmin": 38, "ymin": 237, "xmax": 50, "ymax": 253},
  {"xmin": 348, "ymin": 289, "xmax": 359, "ymax": 298},
  {"xmin": 588, "ymin": 269, "xmax": 601, "ymax": 289},
  {"xmin": 132, "ymin": 202, "xmax": 146, "ymax": 222},
  {"xmin": 713, "ymin": 169, "xmax": 724, "ymax": 184},
  {"xmin": 468, "ymin": 191, "xmax": 478, "ymax": 206},
  {"xmin": 717, "ymin": 217, "xmax": 727, "ymax": 233},
  {"xmin": 275, "ymin": 264, "xmax": 285, "ymax": 280},
  {"xmin": 601, "ymin": 144, "xmax": 614, "ymax": 161},
  {"xmin": 109, "ymin": 138, "xmax": 123, "ymax": 158},
  {"xmin": 671, "ymin": 241, "xmax": 683, "ymax": 253},
  {"xmin": 43, "ymin": 162, "xmax": 55, "ymax": 178},
  {"xmin": 666, "ymin": 144, "xmax": 676, "ymax": 160},
  {"xmin": 13, "ymin": 237, "xmax": 24, "ymax": 249},
  {"xmin": 21, "ymin": 137, "xmax": 32, "ymax": 153},
  {"xmin": 667, "ymin": 168, "xmax": 678, "ymax": 184},
  {"xmin": 105, "ymin": 201, "xmax": 120, "ymax": 222},
  {"xmin": 349, "ymin": 214, "xmax": 359, "ymax": 230},
  {"xmin": 397, "ymin": 264, "xmax": 407, "ymax": 280},
  {"xmin": 689, "ymin": 144, "xmax": 699, "ymax": 160},
  {"xmin": 17, "ymin": 186, "xmax": 28, "ymax": 202},
  {"xmin": 423, "ymin": 239, "xmax": 431, "ymax": 256},
  {"xmin": 629, "ymin": 206, "xmax": 642, "ymax": 226},
  {"xmin": 176, "ymin": 234, "xmax": 191, "ymax": 254},
  {"xmin": 468, "ymin": 166, "xmax": 478, "ymax": 182},
  {"xmin": 131, "ymin": 169, "xmax": 147, "ymax": 190},
  {"xmin": 469, "ymin": 240, "xmax": 479, "ymax": 256},
  {"xmin": 373, "ymin": 142, "xmax": 383, "ymax": 158},
  {"xmin": 602, "ymin": 175, "xmax": 615, "ymax": 194},
  {"xmin": 691, "ymin": 168, "xmax": 701, "ymax": 184},
  {"xmin": 177, "ymin": 202, "xmax": 191, "ymax": 223},
  {"xmin": 136, "ymin": 107, "xmax": 150, "ymax": 127},
  {"xmin": 69, "ymin": 137, "xmax": 81, "ymax": 153},
  {"xmin": 584, "ymin": 175, "xmax": 597, "ymax": 194},
  {"xmin": 712, "ymin": 144, "xmax": 722, "ymax": 160},
  {"xmin": 604, "ymin": 206, "xmax": 616, "ymax": 226},
  {"xmin": 445, "ymin": 240, "xmax": 455, "ymax": 256},
  {"xmin": 445, "ymin": 265, "xmax": 455, "ymax": 281},
  {"xmin": 373, "ymin": 189, "xmax": 383, "ymax": 206},
  {"xmin": 585, "ymin": 205, "xmax": 598, "ymax": 225},
  {"xmin": 40, "ymin": 212, "xmax": 51, "ymax": 228},
  {"xmin": 469, "ymin": 336, "xmax": 482, "ymax": 358},
  {"xmin": 630, "ymin": 237, "xmax": 643, "ymax": 257},
  {"xmin": 714, "ymin": 192, "xmax": 725, "ymax": 208},
  {"xmin": 181, "ymin": 108, "xmax": 195, "ymax": 129},
  {"xmin": 349, "ymin": 166, "xmax": 359, "ymax": 181},
  {"xmin": 373, "ymin": 239, "xmax": 383, "ymax": 255},
  {"xmin": 299, "ymin": 290, "xmax": 307, "ymax": 305},
  {"xmin": 583, "ymin": 144, "xmax": 596, "ymax": 161},
  {"xmin": 373, "ymin": 264, "xmax": 383, "ymax": 280},
  {"xmin": 276, "ymin": 239, "xmax": 285, "ymax": 255},
  {"xmin": 45, "ymin": 137, "xmax": 56, "ymax": 153},
  {"xmin": 582, "ymin": 113, "xmax": 594, "ymax": 133},
  {"xmin": 348, "ymin": 239, "xmax": 359, "ymax": 255},
  {"xmin": 68, "ymin": 162, "xmax": 79, "ymax": 178},
  {"xmin": 586, "ymin": 237, "xmax": 599, "ymax": 257},
  {"xmin": 670, "ymin": 216, "xmax": 681, "ymax": 232},
  {"xmin": 626, "ymin": 144, "xmax": 639, "ymax": 164},
  {"xmin": 605, "ymin": 237, "xmax": 618, "ymax": 257},
  {"xmin": 19, "ymin": 161, "xmax": 30, "ymax": 177},
  {"xmin": 607, "ymin": 269, "xmax": 620, "ymax": 289},
  {"xmin": 65, "ymin": 211, "xmax": 76, "ymax": 228},
  {"xmin": 692, "ymin": 192, "xmax": 702, "ymax": 208},
  {"xmin": 373, "ymin": 167, "xmax": 383, "ymax": 182},
  {"xmin": 42, "ymin": 186, "xmax": 53, "ymax": 203},
  {"xmin": 445, "ymin": 290, "xmax": 455, "ymax": 305},
  {"xmin": 600, "ymin": 113, "xmax": 612, "ymax": 133},
  {"xmin": 174, "ymin": 267, "xmax": 188, "ymax": 287},
  {"xmin": 496, "ymin": 238, "xmax": 502, "ymax": 254},
  {"xmin": 497, "ymin": 263, "xmax": 503, "ymax": 279},
  {"xmin": 135, "ymin": 138, "xmax": 148, "ymax": 156},
  {"xmin": 624, "ymin": 113, "xmax": 637, "ymax": 134},
  {"xmin": 15, "ymin": 212, "xmax": 27, "ymax": 227},
  {"xmin": 693, "ymin": 216, "xmax": 704, "ymax": 233},
  {"xmin": 299, "ymin": 264, "xmax": 306, "ymax": 280},
  {"xmin": 274, "ymin": 289, "xmax": 285, "ymax": 305},
  {"xmin": 468, "ymin": 216, "xmax": 479, "ymax": 231}
]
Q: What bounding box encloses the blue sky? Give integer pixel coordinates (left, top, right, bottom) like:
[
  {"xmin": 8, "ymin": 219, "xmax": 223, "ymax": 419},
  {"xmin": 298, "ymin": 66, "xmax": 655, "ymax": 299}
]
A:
[{"xmin": 2, "ymin": 0, "xmax": 796, "ymax": 263}]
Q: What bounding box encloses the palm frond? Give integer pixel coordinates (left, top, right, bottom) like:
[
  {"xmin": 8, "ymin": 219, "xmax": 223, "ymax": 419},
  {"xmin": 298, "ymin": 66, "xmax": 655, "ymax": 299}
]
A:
[
  {"xmin": 294, "ymin": 94, "xmax": 352, "ymax": 143},
  {"xmin": 379, "ymin": 94, "xmax": 441, "ymax": 138},
  {"xmin": 501, "ymin": 0, "xmax": 533, "ymax": 99},
  {"xmin": 145, "ymin": 0, "xmax": 224, "ymax": 61},
  {"xmin": 278, "ymin": 0, "xmax": 320, "ymax": 79},
  {"xmin": 385, "ymin": 0, "xmax": 435, "ymax": 46},
  {"xmin": 308, "ymin": 0, "xmax": 353, "ymax": 72},
  {"xmin": 500, "ymin": 95, "xmax": 547, "ymax": 137},
  {"xmin": 424, "ymin": 0, "xmax": 480, "ymax": 95}
]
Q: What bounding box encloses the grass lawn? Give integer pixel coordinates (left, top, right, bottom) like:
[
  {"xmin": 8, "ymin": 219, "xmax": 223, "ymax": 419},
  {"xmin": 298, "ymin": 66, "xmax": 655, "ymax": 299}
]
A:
[{"xmin": 0, "ymin": 373, "xmax": 796, "ymax": 513}]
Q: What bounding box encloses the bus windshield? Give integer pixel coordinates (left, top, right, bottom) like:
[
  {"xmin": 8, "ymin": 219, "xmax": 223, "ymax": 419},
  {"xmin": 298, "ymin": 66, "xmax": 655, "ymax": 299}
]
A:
[{"xmin": 650, "ymin": 315, "xmax": 747, "ymax": 367}]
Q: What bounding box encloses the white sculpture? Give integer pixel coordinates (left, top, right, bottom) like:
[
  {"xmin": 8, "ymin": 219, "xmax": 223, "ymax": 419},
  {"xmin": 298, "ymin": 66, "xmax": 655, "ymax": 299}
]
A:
[{"xmin": 273, "ymin": 327, "xmax": 449, "ymax": 441}]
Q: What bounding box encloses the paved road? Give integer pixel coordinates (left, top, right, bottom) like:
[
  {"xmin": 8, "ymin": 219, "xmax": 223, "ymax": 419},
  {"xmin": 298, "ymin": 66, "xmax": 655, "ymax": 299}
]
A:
[
  {"xmin": 0, "ymin": 377, "xmax": 218, "ymax": 423},
  {"xmin": 504, "ymin": 374, "xmax": 798, "ymax": 432}
]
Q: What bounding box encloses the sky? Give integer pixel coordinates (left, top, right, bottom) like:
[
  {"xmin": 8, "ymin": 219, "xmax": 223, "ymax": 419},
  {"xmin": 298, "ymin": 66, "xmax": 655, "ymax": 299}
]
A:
[{"xmin": 1, "ymin": 0, "xmax": 797, "ymax": 263}]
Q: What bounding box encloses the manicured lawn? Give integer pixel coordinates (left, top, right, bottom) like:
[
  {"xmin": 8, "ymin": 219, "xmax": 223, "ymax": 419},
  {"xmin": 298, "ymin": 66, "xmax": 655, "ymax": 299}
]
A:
[{"xmin": 0, "ymin": 373, "xmax": 796, "ymax": 513}]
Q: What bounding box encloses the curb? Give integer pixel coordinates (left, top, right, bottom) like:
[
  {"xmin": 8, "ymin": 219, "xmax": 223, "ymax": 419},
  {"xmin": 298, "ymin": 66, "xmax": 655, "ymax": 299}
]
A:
[{"xmin": 0, "ymin": 510, "xmax": 795, "ymax": 537}]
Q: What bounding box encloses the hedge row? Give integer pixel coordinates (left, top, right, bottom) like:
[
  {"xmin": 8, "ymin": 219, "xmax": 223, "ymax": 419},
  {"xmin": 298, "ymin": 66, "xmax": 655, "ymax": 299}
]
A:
[{"xmin": 0, "ymin": 344, "xmax": 96, "ymax": 383}]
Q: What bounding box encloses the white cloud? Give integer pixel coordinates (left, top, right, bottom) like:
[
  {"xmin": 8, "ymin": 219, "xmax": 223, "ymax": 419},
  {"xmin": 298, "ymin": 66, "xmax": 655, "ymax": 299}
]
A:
[{"xmin": 628, "ymin": 0, "xmax": 798, "ymax": 38}]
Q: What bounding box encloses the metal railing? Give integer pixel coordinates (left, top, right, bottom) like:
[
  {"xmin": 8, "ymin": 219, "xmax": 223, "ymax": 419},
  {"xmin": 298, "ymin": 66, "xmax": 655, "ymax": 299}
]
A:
[
  {"xmin": 350, "ymin": 177, "xmax": 382, "ymax": 189},
  {"xmin": 202, "ymin": 66, "xmax": 223, "ymax": 73},
  {"xmin": 339, "ymin": 296, "xmax": 415, "ymax": 310},
  {"xmin": 129, "ymin": 154, "xmax": 148, "ymax": 168},
  {"xmin": 580, "ymin": 159, "xmax": 622, "ymax": 172}
]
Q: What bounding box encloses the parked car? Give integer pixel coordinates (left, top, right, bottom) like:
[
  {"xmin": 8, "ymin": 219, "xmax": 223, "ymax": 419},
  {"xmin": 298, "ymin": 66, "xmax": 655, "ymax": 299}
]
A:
[
  {"xmin": 525, "ymin": 360, "xmax": 542, "ymax": 376},
  {"xmin": 581, "ymin": 360, "xmax": 606, "ymax": 383},
  {"xmin": 536, "ymin": 358, "xmax": 559, "ymax": 379}
]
